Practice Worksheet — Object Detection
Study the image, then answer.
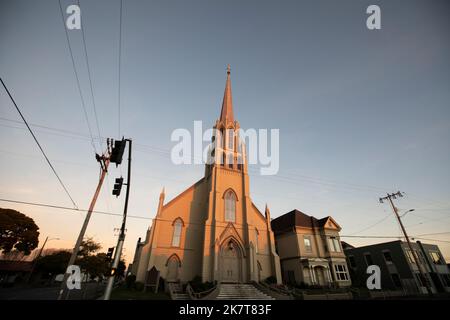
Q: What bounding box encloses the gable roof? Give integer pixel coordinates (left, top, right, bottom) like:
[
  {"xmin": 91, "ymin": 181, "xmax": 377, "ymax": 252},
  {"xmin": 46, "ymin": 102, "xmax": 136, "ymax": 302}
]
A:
[
  {"xmin": 162, "ymin": 178, "xmax": 205, "ymax": 209},
  {"xmin": 271, "ymin": 209, "xmax": 341, "ymax": 233}
]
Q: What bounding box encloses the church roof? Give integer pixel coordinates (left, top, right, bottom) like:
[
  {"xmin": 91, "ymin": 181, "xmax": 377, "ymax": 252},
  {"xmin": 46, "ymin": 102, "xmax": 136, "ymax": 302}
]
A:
[{"xmin": 219, "ymin": 64, "xmax": 234, "ymax": 124}]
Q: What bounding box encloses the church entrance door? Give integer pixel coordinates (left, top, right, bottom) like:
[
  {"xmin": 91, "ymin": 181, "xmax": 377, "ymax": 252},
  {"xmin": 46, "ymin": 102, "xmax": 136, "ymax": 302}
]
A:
[
  {"xmin": 220, "ymin": 240, "xmax": 241, "ymax": 283},
  {"xmin": 166, "ymin": 256, "xmax": 180, "ymax": 282}
]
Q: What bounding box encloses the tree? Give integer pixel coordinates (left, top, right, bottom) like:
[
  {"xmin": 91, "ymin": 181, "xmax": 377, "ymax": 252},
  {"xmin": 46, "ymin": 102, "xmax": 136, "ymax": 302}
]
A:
[
  {"xmin": 77, "ymin": 253, "xmax": 109, "ymax": 280},
  {"xmin": 36, "ymin": 250, "xmax": 71, "ymax": 275},
  {"xmin": 0, "ymin": 208, "xmax": 39, "ymax": 255},
  {"xmin": 77, "ymin": 237, "xmax": 101, "ymax": 258}
]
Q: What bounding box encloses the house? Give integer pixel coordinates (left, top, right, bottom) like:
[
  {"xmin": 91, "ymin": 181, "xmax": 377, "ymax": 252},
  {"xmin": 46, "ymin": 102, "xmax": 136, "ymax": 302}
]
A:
[
  {"xmin": 0, "ymin": 260, "xmax": 32, "ymax": 286},
  {"xmin": 344, "ymin": 240, "xmax": 450, "ymax": 294},
  {"xmin": 132, "ymin": 67, "xmax": 282, "ymax": 285},
  {"xmin": 271, "ymin": 209, "xmax": 351, "ymax": 288}
]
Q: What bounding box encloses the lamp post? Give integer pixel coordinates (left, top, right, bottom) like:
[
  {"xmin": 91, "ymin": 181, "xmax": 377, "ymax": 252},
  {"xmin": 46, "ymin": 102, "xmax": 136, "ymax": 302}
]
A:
[
  {"xmin": 400, "ymin": 208, "xmax": 415, "ymax": 218},
  {"xmin": 27, "ymin": 236, "xmax": 60, "ymax": 283}
]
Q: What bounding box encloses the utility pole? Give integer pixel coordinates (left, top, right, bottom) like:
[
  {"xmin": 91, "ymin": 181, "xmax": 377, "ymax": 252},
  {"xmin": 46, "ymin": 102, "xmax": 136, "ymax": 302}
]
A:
[
  {"xmin": 57, "ymin": 141, "xmax": 112, "ymax": 300},
  {"xmin": 27, "ymin": 236, "xmax": 59, "ymax": 283},
  {"xmin": 379, "ymin": 191, "xmax": 433, "ymax": 296},
  {"xmin": 104, "ymin": 139, "xmax": 132, "ymax": 300}
]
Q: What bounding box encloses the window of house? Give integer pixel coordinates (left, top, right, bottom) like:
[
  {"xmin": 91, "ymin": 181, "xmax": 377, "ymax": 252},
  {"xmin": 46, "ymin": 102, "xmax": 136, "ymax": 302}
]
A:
[
  {"xmin": 404, "ymin": 249, "xmax": 416, "ymax": 264},
  {"xmin": 415, "ymin": 273, "xmax": 425, "ymax": 287},
  {"xmin": 304, "ymin": 236, "xmax": 312, "ymax": 253},
  {"xmin": 391, "ymin": 273, "xmax": 402, "ymax": 288},
  {"xmin": 441, "ymin": 274, "xmax": 450, "ymax": 287},
  {"xmin": 364, "ymin": 253, "xmax": 373, "ymax": 266},
  {"xmin": 383, "ymin": 250, "xmax": 393, "ymax": 264},
  {"xmin": 225, "ymin": 190, "xmax": 236, "ymax": 222},
  {"xmin": 430, "ymin": 251, "xmax": 443, "ymax": 265},
  {"xmin": 348, "ymin": 256, "xmax": 356, "ymax": 269},
  {"xmin": 172, "ymin": 219, "xmax": 183, "ymax": 247},
  {"xmin": 328, "ymin": 237, "xmax": 341, "ymax": 252},
  {"xmin": 334, "ymin": 264, "xmax": 349, "ymax": 281}
]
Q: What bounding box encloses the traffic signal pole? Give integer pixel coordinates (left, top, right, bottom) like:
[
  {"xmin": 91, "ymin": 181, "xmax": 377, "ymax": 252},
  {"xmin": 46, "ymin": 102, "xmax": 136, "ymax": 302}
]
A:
[
  {"xmin": 57, "ymin": 150, "xmax": 110, "ymax": 300},
  {"xmin": 104, "ymin": 139, "xmax": 132, "ymax": 300}
]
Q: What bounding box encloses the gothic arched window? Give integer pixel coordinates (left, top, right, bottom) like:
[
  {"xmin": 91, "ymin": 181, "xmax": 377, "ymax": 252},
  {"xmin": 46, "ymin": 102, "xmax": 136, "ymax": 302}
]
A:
[
  {"xmin": 224, "ymin": 190, "xmax": 237, "ymax": 222},
  {"xmin": 172, "ymin": 219, "xmax": 183, "ymax": 247},
  {"xmin": 227, "ymin": 129, "xmax": 234, "ymax": 150},
  {"xmin": 255, "ymin": 229, "xmax": 259, "ymax": 253},
  {"xmin": 226, "ymin": 153, "xmax": 233, "ymax": 169}
]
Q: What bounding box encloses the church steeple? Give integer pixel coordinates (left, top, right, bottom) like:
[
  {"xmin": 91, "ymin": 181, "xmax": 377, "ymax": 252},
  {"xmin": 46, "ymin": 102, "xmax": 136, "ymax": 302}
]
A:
[{"xmin": 219, "ymin": 64, "xmax": 234, "ymax": 125}]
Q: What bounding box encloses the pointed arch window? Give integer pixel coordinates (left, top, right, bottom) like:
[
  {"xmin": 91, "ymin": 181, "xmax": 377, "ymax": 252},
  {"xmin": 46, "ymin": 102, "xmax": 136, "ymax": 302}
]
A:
[
  {"xmin": 255, "ymin": 229, "xmax": 259, "ymax": 253},
  {"xmin": 224, "ymin": 190, "xmax": 236, "ymax": 222},
  {"xmin": 172, "ymin": 219, "xmax": 183, "ymax": 247},
  {"xmin": 227, "ymin": 129, "xmax": 234, "ymax": 150},
  {"xmin": 226, "ymin": 153, "xmax": 233, "ymax": 169}
]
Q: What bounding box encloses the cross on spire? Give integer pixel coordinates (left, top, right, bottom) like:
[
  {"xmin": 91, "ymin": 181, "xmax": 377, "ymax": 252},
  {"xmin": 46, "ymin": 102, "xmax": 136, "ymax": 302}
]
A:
[{"xmin": 220, "ymin": 64, "xmax": 234, "ymax": 124}]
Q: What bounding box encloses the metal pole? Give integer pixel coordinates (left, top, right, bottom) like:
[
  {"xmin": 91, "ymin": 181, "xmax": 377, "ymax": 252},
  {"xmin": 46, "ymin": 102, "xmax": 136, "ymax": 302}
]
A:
[
  {"xmin": 57, "ymin": 157, "xmax": 110, "ymax": 300},
  {"xmin": 104, "ymin": 139, "xmax": 132, "ymax": 300},
  {"xmin": 386, "ymin": 194, "xmax": 433, "ymax": 296},
  {"xmin": 27, "ymin": 236, "xmax": 48, "ymax": 283}
]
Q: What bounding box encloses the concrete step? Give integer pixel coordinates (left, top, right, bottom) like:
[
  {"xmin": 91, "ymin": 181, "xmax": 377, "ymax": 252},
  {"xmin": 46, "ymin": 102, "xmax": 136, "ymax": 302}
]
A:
[{"xmin": 216, "ymin": 284, "xmax": 275, "ymax": 300}]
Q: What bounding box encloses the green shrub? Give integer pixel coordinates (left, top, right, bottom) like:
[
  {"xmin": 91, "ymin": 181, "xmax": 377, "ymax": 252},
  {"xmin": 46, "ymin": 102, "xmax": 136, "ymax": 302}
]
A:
[
  {"xmin": 189, "ymin": 276, "xmax": 215, "ymax": 292},
  {"xmin": 264, "ymin": 276, "xmax": 277, "ymax": 284},
  {"xmin": 125, "ymin": 275, "xmax": 136, "ymax": 289},
  {"xmin": 135, "ymin": 281, "xmax": 144, "ymax": 291}
]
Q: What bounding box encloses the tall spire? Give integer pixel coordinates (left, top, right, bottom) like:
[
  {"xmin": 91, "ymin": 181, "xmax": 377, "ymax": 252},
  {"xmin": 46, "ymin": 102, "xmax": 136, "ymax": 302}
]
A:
[{"xmin": 219, "ymin": 64, "xmax": 234, "ymax": 124}]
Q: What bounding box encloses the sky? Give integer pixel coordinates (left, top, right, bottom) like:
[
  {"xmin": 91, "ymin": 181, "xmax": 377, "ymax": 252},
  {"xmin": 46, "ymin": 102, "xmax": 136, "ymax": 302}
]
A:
[{"xmin": 1, "ymin": 0, "xmax": 449, "ymax": 265}]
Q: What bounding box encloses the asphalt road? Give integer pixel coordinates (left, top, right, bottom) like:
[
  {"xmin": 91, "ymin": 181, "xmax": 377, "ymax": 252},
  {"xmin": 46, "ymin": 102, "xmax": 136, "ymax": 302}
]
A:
[{"xmin": 0, "ymin": 282, "xmax": 106, "ymax": 300}]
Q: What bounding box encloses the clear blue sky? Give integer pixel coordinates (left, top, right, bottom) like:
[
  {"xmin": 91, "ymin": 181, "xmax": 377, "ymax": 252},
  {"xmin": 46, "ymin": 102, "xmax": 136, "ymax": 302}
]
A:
[{"xmin": 1, "ymin": 0, "xmax": 449, "ymax": 263}]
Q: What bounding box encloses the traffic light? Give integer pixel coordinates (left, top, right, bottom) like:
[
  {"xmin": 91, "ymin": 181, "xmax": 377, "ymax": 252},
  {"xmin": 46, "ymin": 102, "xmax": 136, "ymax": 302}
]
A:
[
  {"xmin": 106, "ymin": 247, "xmax": 114, "ymax": 261},
  {"xmin": 112, "ymin": 177, "xmax": 124, "ymax": 197},
  {"xmin": 110, "ymin": 139, "xmax": 126, "ymax": 165}
]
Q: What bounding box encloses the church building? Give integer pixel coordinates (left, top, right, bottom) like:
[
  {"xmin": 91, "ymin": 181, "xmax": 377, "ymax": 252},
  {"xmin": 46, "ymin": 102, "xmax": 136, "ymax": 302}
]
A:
[{"xmin": 133, "ymin": 66, "xmax": 282, "ymax": 285}]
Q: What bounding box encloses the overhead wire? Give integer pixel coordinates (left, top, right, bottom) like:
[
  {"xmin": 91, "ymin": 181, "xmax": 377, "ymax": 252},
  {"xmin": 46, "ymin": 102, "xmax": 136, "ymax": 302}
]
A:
[{"xmin": 0, "ymin": 78, "xmax": 79, "ymax": 209}]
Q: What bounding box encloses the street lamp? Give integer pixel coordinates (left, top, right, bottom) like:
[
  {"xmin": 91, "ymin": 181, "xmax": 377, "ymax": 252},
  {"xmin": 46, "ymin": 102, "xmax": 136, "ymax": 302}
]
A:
[
  {"xmin": 400, "ymin": 208, "xmax": 415, "ymax": 218},
  {"xmin": 27, "ymin": 236, "xmax": 60, "ymax": 283}
]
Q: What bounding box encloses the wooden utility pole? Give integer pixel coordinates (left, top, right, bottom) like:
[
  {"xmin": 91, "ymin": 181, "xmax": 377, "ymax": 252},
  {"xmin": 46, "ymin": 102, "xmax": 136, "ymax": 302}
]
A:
[
  {"xmin": 379, "ymin": 191, "xmax": 433, "ymax": 296},
  {"xmin": 57, "ymin": 143, "xmax": 111, "ymax": 300}
]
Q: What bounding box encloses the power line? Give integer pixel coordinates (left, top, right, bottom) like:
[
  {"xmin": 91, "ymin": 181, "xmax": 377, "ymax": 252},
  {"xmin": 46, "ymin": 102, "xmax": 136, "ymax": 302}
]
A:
[
  {"xmin": 5, "ymin": 117, "xmax": 450, "ymax": 223},
  {"xmin": 0, "ymin": 198, "xmax": 147, "ymax": 220},
  {"xmin": 0, "ymin": 78, "xmax": 79, "ymax": 209},
  {"xmin": 345, "ymin": 212, "xmax": 393, "ymax": 236},
  {"xmin": 340, "ymin": 234, "xmax": 450, "ymax": 243},
  {"xmin": 77, "ymin": 0, "xmax": 103, "ymax": 150},
  {"xmin": 118, "ymin": 0, "xmax": 123, "ymax": 138},
  {"xmin": 2, "ymin": 196, "xmax": 449, "ymax": 245},
  {"xmin": 340, "ymin": 235, "xmax": 402, "ymax": 239},
  {"xmin": 3, "ymin": 116, "xmax": 450, "ymax": 224},
  {"xmin": 58, "ymin": 0, "xmax": 97, "ymax": 153}
]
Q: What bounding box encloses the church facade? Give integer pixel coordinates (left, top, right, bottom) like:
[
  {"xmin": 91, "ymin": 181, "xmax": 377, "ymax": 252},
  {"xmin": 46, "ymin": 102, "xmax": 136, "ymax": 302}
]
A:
[{"xmin": 133, "ymin": 67, "xmax": 282, "ymax": 284}]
